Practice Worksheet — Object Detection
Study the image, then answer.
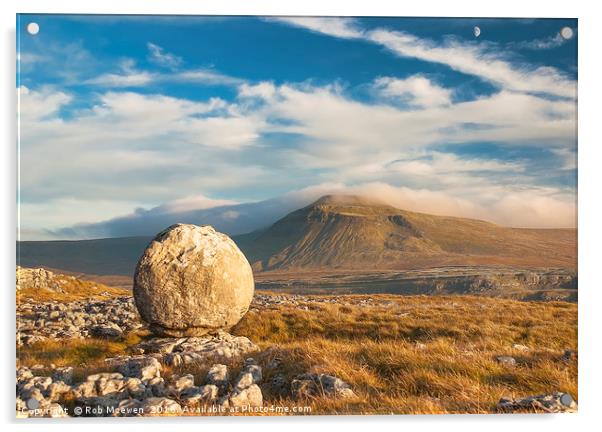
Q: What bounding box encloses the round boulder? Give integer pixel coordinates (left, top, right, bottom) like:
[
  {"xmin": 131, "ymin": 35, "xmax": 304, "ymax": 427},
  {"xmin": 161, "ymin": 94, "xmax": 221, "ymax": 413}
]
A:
[{"xmin": 133, "ymin": 224, "xmax": 254, "ymax": 336}]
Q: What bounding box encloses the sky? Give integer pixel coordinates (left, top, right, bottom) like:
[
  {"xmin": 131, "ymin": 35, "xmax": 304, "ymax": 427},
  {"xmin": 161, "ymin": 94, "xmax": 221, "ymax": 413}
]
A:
[{"xmin": 17, "ymin": 15, "xmax": 578, "ymax": 240}]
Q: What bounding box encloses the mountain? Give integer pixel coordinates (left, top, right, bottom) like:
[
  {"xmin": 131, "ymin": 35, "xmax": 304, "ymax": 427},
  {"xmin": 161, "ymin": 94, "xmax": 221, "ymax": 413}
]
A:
[
  {"xmin": 236, "ymin": 194, "xmax": 577, "ymax": 271},
  {"xmin": 17, "ymin": 195, "xmax": 576, "ymax": 276}
]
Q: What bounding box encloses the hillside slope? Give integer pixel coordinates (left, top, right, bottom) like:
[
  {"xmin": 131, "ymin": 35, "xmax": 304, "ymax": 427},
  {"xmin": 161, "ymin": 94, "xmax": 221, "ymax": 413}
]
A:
[{"xmin": 237, "ymin": 195, "xmax": 576, "ymax": 271}]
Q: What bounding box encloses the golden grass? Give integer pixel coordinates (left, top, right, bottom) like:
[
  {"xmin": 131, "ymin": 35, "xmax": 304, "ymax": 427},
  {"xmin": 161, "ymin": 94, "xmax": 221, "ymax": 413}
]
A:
[
  {"xmin": 231, "ymin": 295, "xmax": 577, "ymax": 414},
  {"xmin": 17, "ymin": 275, "xmax": 130, "ymax": 303},
  {"xmin": 17, "ymin": 294, "xmax": 577, "ymax": 415}
]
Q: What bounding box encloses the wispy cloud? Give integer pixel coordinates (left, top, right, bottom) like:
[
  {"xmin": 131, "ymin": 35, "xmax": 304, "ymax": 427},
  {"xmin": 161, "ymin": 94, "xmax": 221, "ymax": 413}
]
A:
[
  {"xmin": 84, "ymin": 63, "xmax": 243, "ymax": 88},
  {"xmin": 84, "ymin": 59, "xmax": 155, "ymax": 87},
  {"xmin": 172, "ymin": 69, "xmax": 245, "ymax": 86},
  {"xmin": 270, "ymin": 17, "xmax": 364, "ymax": 39},
  {"xmin": 147, "ymin": 42, "xmax": 183, "ymax": 70},
  {"xmin": 512, "ymin": 32, "xmax": 569, "ymax": 50},
  {"xmin": 274, "ymin": 17, "xmax": 576, "ymax": 99}
]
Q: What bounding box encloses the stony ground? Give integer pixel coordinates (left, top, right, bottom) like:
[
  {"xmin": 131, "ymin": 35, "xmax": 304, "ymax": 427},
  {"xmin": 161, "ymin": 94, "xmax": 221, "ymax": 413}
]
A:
[{"xmin": 16, "ymin": 289, "xmax": 578, "ymax": 417}]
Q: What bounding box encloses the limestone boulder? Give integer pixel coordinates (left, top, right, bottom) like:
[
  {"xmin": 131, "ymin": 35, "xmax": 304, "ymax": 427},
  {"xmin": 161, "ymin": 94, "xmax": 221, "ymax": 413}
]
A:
[{"xmin": 133, "ymin": 224, "xmax": 254, "ymax": 336}]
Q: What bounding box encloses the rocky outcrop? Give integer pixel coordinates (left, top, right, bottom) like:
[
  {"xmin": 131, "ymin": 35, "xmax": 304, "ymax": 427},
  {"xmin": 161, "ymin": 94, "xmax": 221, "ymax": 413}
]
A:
[
  {"xmin": 133, "ymin": 331, "xmax": 259, "ymax": 366},
  {"xmin": 16, "ymin": 266, "xmax": 67, "ymax": 292},
  {"xmin": 133, "ymin": 224, "xmax": 255, "ymax": 337}
]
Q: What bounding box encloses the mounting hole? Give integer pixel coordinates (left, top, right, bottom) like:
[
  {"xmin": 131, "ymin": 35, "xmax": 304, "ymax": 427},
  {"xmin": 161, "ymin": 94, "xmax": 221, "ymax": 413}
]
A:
[
  {"xmin": 560, "ymin": 27, "xmax": 573, "ymax": 40},
  {"xmin": 27, "ymin": 22, "xmax": 40, "ymax": 35}
]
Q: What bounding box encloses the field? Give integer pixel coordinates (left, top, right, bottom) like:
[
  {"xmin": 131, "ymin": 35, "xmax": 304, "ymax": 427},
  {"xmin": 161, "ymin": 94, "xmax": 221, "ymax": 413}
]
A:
[{"xmin": 17, "ymin": 291, "xmax": 578, "ymax": 415}]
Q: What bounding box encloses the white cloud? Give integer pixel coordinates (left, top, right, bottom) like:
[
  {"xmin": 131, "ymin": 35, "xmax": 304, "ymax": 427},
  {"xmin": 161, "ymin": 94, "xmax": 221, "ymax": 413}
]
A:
[
  {"xmin": 18, "ymin": 86, "xmax": 71, "ymax": 121},
  {"xmin": 284, "ymin": 182, "xmax": 576, "ymax": 228},
  {"xmin": 85, "ymin": 71, "xmax": 155, "ymax": 87},
  {"xmin": 274, "ymin": 18, "xmax": 576, "ymax": 99},
  {"xmin": 252, "ymin": 83, "xmax": 575, "ymax": 170},
  {"xmin": 238, "ymin": 82, "xmax": 277, "ymax": 100},
  {"xmin": 148, "ymin": 194, "xmax": 237, "ymax": 214},
  {"xmin": 367, "ymin": 29, "xmax": 575, "ymax": 99},
  {"xmin": 513, "ymin": 32, "xmax": 568, "ymax": 50},
  {"xmin": 271, "ymin": 17, "xmax": 364, "ymax": 39},
  {"xmin": 84, "ymin": 59, "xmax": 155, "ymax": 87},
  {"xmin": 85, "ymin": 67, "xmax": 243, "ymax": 88},
  {"xmin": 373, "ymin": 75, "xmax": 452, "ymax": 108},
  {"xmin": 172, "ymin": 69, "xmax": 245, "ymax": 86},
  {"xmin": 19, "ymin": 77, "xmax": 576, "ymax": 235},
  {"xmin": 147, "ymin": 42, "xmax": 182, "ymax": 69}
]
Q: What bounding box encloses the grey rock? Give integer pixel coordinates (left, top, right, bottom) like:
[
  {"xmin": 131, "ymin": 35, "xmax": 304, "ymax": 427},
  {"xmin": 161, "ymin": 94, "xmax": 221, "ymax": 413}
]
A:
[
  {"xmin": 562, "ymin": 349, "xmax": 578, "ymax": 362},
  {"xmin": 291, "ymin": 373, "xmax": 356, "ymax": 399},
  {"xmin": 497, "ymin": 392, "xmax": 577, "ymax": 413},
  {"xmin": 53, "ymin": 366, "xmax": 74, "ymax": 385},
  {"xmin": 496, "ymin": 356, "xmax": 517, "ymax": 366},
  {"xmin": 206, "ymin": 364, "xmax": 229, "ymax": 390},
  {"xmin": 147, "ymin": 377, "xmax": 166, "ymax": 397},
  {"xmin": 226, "ymin": 384, "xmax": 263, "ymax": 408},
  {"xmin": 90, "ymin": 323, "xmax": 123, "ymax": 338},
  {"xmin": 512, "ymin": 344, "xmax": 530, "ymax": 352},
  {"xmin": 133, "ymin": 224, "xmax": 255, "ymax": 337},
  {"xmin": 180, "ymin": 384, "xmax": 219, "ymax": 405},
  {"xmin": 109, "ymin": 355, "xmax": 162, "ymax": 381},
  {"xmin": 45, "ymin": 381, "xmax": 72, "ymax": 402},
  {"xmin": 172, "ymin": 374, "xmax": 195, "ymax": 393}
]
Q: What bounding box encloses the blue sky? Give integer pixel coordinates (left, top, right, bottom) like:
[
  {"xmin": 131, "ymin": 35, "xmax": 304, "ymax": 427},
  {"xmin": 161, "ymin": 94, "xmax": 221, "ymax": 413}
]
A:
[{"xmin": 17, "ymin": 15, "xmax": 577, "ymax": 239}]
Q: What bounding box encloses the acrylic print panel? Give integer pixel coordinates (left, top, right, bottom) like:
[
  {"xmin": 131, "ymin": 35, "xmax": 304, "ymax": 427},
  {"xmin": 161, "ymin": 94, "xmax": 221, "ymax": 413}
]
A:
[{"xmin": 16, "ymin": 15, "xmax": 577, "ymax": 418}]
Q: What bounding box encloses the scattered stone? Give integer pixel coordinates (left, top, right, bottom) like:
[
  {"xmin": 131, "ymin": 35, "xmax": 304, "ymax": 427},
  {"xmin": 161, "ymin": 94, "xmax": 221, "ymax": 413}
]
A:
[
  {"xmin": 512, "ymin": 344, "xmax": 530, "ymax": 352},
  {"xmin": 46, "ymin": 381, "xmax": 72, "ymax": 402},
  {"xmin": 180, "ymin": 384, "xmax": 219, "ymax": 406},
  {"xmin": 562, "ymin": 349, "xmax": 578, "ymax": 363},
  {"xmin": 53, "ymin": 366, "xmax": 74, "ymax": 385},
  {"xmin": 133, "ymin": 224, "xmax": 255, "ymax": 337},
  {"xmin": 496, "ymin": 356, "xmax": 517, "ymax": 367},
  {"xmin": 219, "ymin": 361, "xmax": 264, "ymax": 408},
  {"xmin": 147, "ymin": 377, "xmax": 166, "ymax": 397},
  {"xmin": 90, "ymin": 323, "xmax": 123, "ymax": 338},
  {"xmin": 173, "ymin": 374, "xmax": 195, "ymax": 393},
  {"xmin": 226, "ymin": 384, "xmax": 263, "ymax": 408},
  {"xmin": 17, "ymin": 296, "xmax": 140, "ymax": 345},
  {"xmin": 497, "ymin": 392, "xmax": 577, "ymax": 413},
  {"xmin": 206, "ymin": 364, "xmax": 229, "ymax": 390},
  {"xmin": 291, "ymin": 373, "xmax": 356, "ymax": 400},
  {"xmin": 108, "ymin": 355, "xmax": 162, "ymax": 381}
]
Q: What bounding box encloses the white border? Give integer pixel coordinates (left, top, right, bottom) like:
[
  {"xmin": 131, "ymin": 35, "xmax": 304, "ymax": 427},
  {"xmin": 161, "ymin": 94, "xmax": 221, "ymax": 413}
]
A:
[{"xmin": 2, "ymin": 1, "xmax": 601, "ymax": 431}]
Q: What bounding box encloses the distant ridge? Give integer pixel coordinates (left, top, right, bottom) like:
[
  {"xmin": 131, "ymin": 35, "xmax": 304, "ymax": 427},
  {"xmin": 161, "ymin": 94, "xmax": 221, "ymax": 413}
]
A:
[{"xmin": 17, "ymin": 195, "xmax": 576, "ymax": 276}]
